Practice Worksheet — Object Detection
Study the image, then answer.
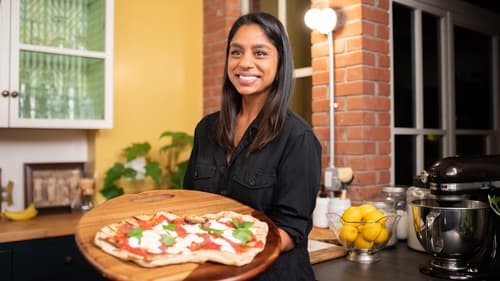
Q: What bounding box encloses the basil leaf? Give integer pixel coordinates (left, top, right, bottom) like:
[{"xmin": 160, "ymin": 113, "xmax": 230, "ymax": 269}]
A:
[
  {"xmin": 199, "ymin": 224, "xmax": 223, "ymax": 235},
  {"xmin": 128, "ymin": 227, "xmax": 144, "ymax": 243},
  {"xmin": 231, "ymin": 219, "xmax": 254, "ymax": 246},
  {"xmin": 232, "ymin": 228, "xmax": 252, "ymax": 246},
  {"xmin": 163, "ymin": 223, "xmax": 176, "ymax": 231},
  {"xmin": 232, "ymin": 219, "xmax": 254, "ymax": 229},
  {"xmin": 160, "ymin": 234, "xmax": 176, "ymax": 246}
]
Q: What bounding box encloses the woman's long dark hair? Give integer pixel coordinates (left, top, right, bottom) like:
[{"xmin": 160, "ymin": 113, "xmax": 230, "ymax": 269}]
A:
[{"xmin": 216, "ymin": 12, "xmax": 295, "ymax": 154}]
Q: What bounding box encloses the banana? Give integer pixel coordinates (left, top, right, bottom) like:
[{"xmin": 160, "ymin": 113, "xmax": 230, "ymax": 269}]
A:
[{"xmin": 1, "ymin": 203, "xmax": 39, "ymax": 221}]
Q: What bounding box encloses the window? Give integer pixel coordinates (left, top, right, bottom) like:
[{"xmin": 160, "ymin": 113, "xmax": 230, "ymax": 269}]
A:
[
  {"xmin": 241, "ymin": 0, "xmax": 313, "ymax": 124},
  {"xmin": 392, "ymin": 1, "xmax": 499, "ymax": 185}
]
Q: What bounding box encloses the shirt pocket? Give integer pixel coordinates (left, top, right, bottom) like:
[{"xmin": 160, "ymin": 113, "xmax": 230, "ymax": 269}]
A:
[
  {"xmin": 232, "ymin": 169, "xmax": 276, "ymax": 189},
  {"xmin": 191, "ymin": 164, "xmax": 217, "ymax": 191},
  {"xmin": 231, "ymin": 169, "xmax": 276, "ymax": 211}
]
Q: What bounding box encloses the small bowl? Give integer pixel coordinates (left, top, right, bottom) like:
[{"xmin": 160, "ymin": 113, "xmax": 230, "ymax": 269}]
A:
[{"xmin": 327, "ymin": 212, "xmax": 400, "ymax": 263}]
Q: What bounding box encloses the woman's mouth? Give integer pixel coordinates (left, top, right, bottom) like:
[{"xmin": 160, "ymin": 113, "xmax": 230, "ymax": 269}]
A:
[{"xmin": 237, "ymin": 74, "xmax": 258, "ymax": 85}]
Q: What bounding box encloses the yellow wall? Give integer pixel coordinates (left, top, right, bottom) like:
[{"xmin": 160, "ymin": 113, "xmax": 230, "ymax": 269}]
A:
[{"xmin": 92, "ymin": 1, "xmax": 203, "ymax": 202}]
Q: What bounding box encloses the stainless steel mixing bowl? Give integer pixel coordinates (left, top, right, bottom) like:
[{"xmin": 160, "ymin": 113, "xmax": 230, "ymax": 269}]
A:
[{"xmin": 411, "ymin": 199, "xmax": 490, "ymax": 267}]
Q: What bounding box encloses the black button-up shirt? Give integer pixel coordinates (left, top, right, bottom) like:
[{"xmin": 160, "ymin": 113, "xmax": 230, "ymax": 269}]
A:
[{"xmin": 184, "ymin": 110, "xmax": 322, "ymax": 281}]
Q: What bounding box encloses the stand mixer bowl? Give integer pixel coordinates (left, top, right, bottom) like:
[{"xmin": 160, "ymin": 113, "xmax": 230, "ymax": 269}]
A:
[{"xmin": 411, "ymin": 199, "xmax": 490, "ymax": 278}]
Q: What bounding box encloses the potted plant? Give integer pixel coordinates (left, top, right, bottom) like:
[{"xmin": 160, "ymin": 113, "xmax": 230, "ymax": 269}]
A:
[{"xmin": 99, "ymin": 131, "xmax": 193, "ymax": 200}]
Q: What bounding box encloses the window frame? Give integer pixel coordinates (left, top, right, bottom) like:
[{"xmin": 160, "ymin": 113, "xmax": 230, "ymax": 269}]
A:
[{"xmin": 391, "ymin": 0, "xmax": 500, "ymax": 184}]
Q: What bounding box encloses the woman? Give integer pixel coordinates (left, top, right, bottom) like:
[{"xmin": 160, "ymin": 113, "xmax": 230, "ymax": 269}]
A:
[{"xmin": 184, "ymin": 12, "xmax": 321, "ymax": 280}]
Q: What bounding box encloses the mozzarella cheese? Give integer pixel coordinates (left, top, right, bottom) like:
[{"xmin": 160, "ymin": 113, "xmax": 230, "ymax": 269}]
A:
[
  {"xmin": 126, "ymin": 218, "xmax": 244, "ymax": 254},
  {"xmin": 128, "ymin": 230, "xmax": 163, "ymax": 254},
  {"xmin": 210, "ymin": 237, "xmax": 236, "ymax": 253}
]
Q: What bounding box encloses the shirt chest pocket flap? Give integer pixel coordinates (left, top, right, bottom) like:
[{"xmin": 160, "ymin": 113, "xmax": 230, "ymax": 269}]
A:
[
  {"xmin": 232, "ymin": 169, "xmax": 276, "ymax": 190},
  {"xmin": 193, "ymin": 165, "xmax": 216, "ymax": 179}
]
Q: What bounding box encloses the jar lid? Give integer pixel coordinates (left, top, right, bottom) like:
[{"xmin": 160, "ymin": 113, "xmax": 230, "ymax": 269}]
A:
[{"xmin": 382, "ymin": 186, "xmax": 408, "ymax": 194}]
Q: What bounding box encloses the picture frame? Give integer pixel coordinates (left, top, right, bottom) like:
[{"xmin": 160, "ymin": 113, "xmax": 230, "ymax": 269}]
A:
[{"xmin": 24, "ymin": 162, "xmax": 87, "ymax": 214}]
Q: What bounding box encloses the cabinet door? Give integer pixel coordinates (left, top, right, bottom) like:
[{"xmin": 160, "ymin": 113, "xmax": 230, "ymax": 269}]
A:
[
  {"xmin": 0, "ymin": 247, "xmax": 13, "ymax": 281},
  {"xmin": 0, "ymin": 0, "xmax": 12, "ymax": 127},
  {"xmin": 7, "ymin": 0, "xmax": 113, "ymax": 129},
  {"xmin": 11, "ymin": 235, "xmax": 107, "ymax": 281}
]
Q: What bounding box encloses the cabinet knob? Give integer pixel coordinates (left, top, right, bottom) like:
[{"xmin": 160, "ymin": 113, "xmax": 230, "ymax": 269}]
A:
[
  {"xmin": 1, "ymin": 90, "xmax": 9, "ymax": 97},
  {"xmin": 10, "ymin": 91, "xmax": 19, "ymax": 98}
]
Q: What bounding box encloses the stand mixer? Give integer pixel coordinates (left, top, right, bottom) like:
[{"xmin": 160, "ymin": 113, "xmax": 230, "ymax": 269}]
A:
[{"xmin": 416, "ymin": 154, "xmax": 500, "ymax": 280}]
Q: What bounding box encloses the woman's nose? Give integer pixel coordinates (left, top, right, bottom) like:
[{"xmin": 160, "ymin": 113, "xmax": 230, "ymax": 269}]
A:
[{"xmin": 239, "ymin": 54, "xmax": 254, "ymax": 68}]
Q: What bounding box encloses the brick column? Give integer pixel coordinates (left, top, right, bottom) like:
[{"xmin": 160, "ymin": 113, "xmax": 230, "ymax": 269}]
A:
[
  {"xmin": 203, "ymin": 0, "xmax": 241, "ymax": 115},
  {"xmin": 311, "ymin": 0, "xmax": 391, "ymax": 201}
]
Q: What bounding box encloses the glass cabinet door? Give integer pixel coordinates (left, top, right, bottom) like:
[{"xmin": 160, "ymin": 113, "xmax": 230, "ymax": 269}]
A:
[{"xmin": 8, "ymin": 0, "xmax": 113, "ymax": 129}]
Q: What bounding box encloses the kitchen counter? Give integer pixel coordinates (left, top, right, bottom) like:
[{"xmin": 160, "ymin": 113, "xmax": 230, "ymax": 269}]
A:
[
  {"xmin": 313, "ymin": 241, "xmax": 441, "ymax": 281},
  {"xmin": 1, "ymin": 213, "xmax": 449, "ymax": 281},
  {"xmin": 0, "ymin": 212, "xmax": 83, "ymax": 243}
]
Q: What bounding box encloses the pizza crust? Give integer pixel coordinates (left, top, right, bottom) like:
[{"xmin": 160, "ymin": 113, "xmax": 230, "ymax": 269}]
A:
[{"xmin": 94, "ymin": 211, "xmax": 268, "ymax": 267}]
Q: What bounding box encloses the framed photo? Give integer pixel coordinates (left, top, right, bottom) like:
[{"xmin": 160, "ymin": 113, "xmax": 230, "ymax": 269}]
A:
[{"xmin": 24, "ymin": 162, "xmax": 87, "ymax": 213}]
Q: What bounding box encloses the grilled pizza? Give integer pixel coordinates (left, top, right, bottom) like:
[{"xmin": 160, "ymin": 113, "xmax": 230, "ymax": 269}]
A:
[{"xmin": 94, "ymin": 211, "xmax": 268, "ymax": 267}]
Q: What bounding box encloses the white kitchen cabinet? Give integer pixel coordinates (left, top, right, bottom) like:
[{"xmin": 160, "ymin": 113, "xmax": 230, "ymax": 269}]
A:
[{"xmin": 0, "ymin": 0, "xmax": 113, "ymax": 129}]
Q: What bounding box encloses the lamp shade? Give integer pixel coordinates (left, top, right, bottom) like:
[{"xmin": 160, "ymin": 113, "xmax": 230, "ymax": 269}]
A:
[{"xmin": 304, "ymin": 7, "xmax": 337, "ymax": 34}]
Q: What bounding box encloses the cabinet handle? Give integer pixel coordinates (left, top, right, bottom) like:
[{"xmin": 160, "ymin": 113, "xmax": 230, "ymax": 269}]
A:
[
  {"xmin": 10, "ymin": 91, "xmax": 19, "ymax": 98},
  {"xmin": 1, "ymin": 90, "xmax": 9, "ymax": 97}
]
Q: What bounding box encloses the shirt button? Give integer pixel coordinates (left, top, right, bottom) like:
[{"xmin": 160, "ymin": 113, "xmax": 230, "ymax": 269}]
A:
[
  {"xmin": 220, "ymin": 190, "xmax": 227, "ymax": 195},
  {"xmin": 194, "ymin": 171, "xmax": 198, "ymax": 177},
  {"xmin": 250, "ymin": 180, "xmax": 256, "ymax": 186}
]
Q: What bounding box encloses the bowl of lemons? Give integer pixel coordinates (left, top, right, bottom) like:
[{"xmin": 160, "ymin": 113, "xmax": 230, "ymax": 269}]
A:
[{"xmin": 327, "ymin": 204, "xmax": 400, "ymax": 263}]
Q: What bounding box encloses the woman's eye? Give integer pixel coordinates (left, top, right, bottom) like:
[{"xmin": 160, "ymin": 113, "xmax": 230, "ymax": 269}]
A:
[
  {"xmin": 230, "ymin": 49, "xmax": 242, "ymax": 56},
  {"xmin": 255, "ymin": 50, "xmax": 267, "ymax": 57}
]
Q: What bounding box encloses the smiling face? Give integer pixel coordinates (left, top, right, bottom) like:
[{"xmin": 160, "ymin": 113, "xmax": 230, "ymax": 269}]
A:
[{"xmin": 227, "ymin": 24, "xmax": 279, "ymax": 99}]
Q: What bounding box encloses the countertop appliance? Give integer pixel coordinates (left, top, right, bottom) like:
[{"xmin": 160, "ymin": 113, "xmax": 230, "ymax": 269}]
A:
[{"xmin": 418, "ymin": 154, "xmax": 500, "ymax": 280}]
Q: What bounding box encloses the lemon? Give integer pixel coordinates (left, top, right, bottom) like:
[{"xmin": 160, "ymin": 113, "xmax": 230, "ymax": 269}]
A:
[
  {"xmin": 363, "ymin": 210, "xmax": 387, "ymax": 224},
  {"xmin": 374, "ymin": 227, "xmax": 389, "ymax": 244},
  {"xmin": 339, "ymin": 224, "xmax": 358, "ymax": 243},
  {"xmin": 341, "ymin": 206, "xmax": 363, "ymax": 225},
  {"xmin": 360, "ymin": 223, "xmax": 382, "ymax": 241},
  {"xmin": 358, "ymin": 204, "xmax": 377, "ymax": 217},
  {"xmin": 354, "ymin": 235, "xmax": 374, "ymax": 250}
]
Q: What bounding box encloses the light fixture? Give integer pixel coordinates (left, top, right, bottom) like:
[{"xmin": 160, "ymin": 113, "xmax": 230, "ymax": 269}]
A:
[
  {"xmin": 304, "ymin": 8, "xmax": 337, "ymax": 35},
  {"xmin": 304, "ymin": 7, "xmax": 340, "ymax": 191}
]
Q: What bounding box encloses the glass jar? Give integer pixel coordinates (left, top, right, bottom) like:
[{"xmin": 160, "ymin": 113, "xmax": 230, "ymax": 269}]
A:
[
  {"xmin": 407, "ymin": 185, "xmax": 435, "ymax": 251},
  {"xmin": 380, "ymin": 186, "xmax": 409, "ymax": 242}
]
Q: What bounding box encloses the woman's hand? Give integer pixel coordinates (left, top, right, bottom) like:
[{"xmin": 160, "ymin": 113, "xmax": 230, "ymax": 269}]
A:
[{"xmin": 278, "ymin": 228, "xmax": 294, "ymax": 252}]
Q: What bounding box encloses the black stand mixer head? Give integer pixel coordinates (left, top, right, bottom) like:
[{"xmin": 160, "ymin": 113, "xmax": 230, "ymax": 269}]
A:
[{"xmin": 417, "ymin": 154, "xmax": 500, "ymax": 280}]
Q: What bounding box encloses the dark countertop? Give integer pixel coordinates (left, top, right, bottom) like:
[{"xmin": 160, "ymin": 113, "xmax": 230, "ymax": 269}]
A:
[{"xmin": 313, "ymin": 241, "xmax": 442, "ymax": 281}]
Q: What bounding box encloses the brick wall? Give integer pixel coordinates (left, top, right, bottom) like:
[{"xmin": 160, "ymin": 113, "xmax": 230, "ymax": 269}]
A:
[
  {"xmin": 203, "ymin": 0, "xmax": 241, "ymax": 115},
  {"xmin": 203, "ymin": 0, "xmax": 392, "ymax": 201}
]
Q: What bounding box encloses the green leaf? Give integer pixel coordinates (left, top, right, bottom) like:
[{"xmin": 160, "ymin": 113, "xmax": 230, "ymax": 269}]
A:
[
  {"xmin": 231, "ymin": 219, "xmax": 254, "ymax": 246},
  {"xmin": 103, "ymin": 163, "xmax": 126, "ymax": 187},
  {"xmin": 128, "ymin": 227, "xmax": 144, "ymax": 243},
  {"xmin": 122, "ymin": 167, "xmax": 138, "ymax": 179},
  {"xmin": 163, "ymin": 223, "xmax": 176, "ymax": 231},
  {"xmin": 123, "ymin": 142, "xmax": 151, "ymax": 161},
  {"xmin": 232, "ymin": 228, "xmax": 252, "ymax": 246},
  {"xmin": 232, "ymin": 219, "xmax": 254, "ymax": 229},
  {"xmin": 169, "ymin": 160, "xmax": 189, "ymax": 189},
  {"xmin": 99, "ymin": 184, "xmax": 124, "ymax": 200},
  {"xmin": 159, "ymin": 131, "xmax": 194, "ymax": 154},
  {"xmin": 145, "ymin": 161, "xmax": 163, "ymax": 186},
  {"xmin": 160, "ymin": 234, "xmax": 176, "ymax": 246},
  {"xmin": 199, "ymin": 224, "xmax": 223, "ymax": 235},
  {"xmin": 160, "ymin": 234, "xmax": 175, "ymax": 246}
]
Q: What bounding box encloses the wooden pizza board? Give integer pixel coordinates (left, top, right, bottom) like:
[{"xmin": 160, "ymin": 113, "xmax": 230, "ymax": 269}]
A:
[{"xmin": 75, "ymin": 189, "xmax": 281, "ymax": 281}]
